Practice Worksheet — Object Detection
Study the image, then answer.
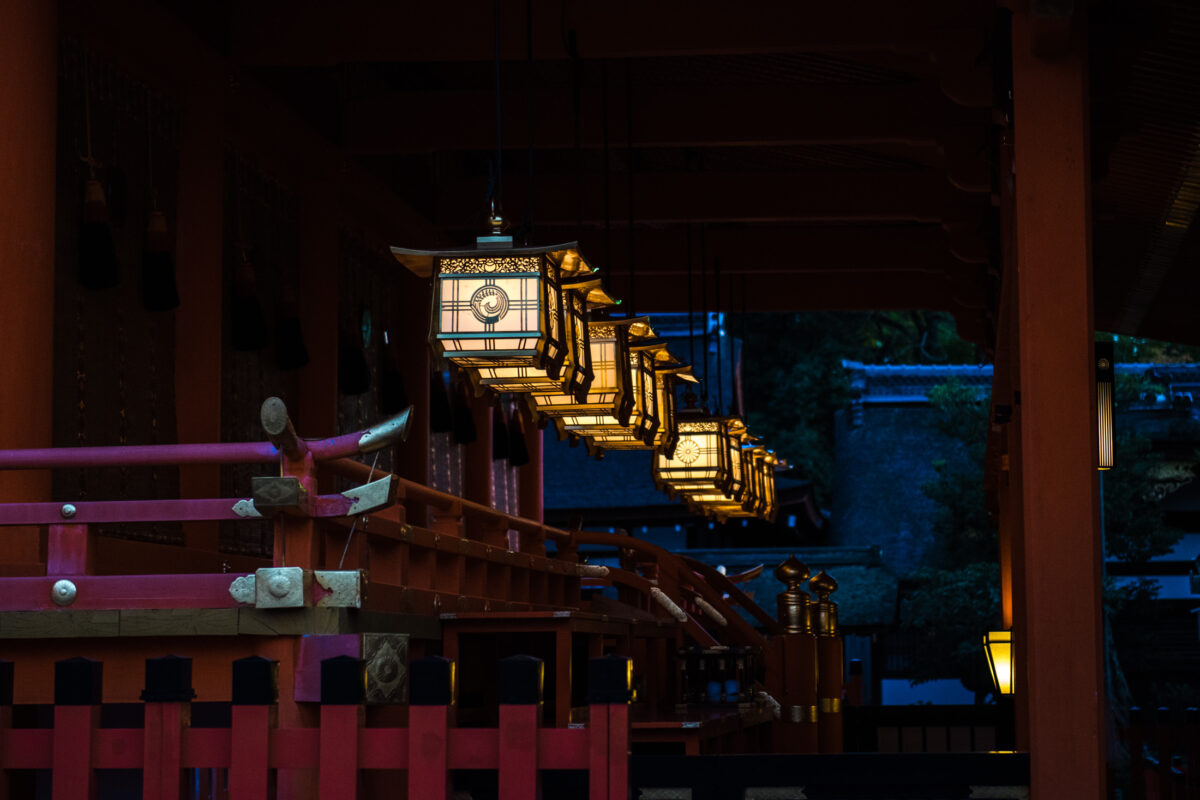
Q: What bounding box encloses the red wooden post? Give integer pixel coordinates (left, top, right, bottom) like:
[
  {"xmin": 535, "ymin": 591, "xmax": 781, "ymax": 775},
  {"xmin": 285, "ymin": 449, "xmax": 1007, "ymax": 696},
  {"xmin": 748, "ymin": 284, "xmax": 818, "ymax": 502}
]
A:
[
  {"xmin": 587, "ymin": 654, "xmax": 632, "ymax": 800},
  {"xmin": 231, "ymin": 656, "xmax": 277, "ymax": 800},
  {"xmin": 1011, "ymin": 7, "xmax": 1106, "ymax": 797},
  {"xmin": 319, "ymin": 656, "xmax": 364, "ymax": 798},
  {"xmin": 0, "ymin": 660, "xmax": 12, "ymax": 800},
  {"xmin": 498, "ymin": 655, "xmax": 543, "ymax": 800},
  {"xmin": 606, "ymin": 702, "xmax": 630, "ymax": 800},
  {"xmin": 408, "ymin": 656, "xmax": 454, "ymax": 800},
  {"xmin": 46, "ymin": 523, "xmax": 92, "ymax": 575},
  {"xmin": 277, "ymin": 451, "xmax": 322, "ymax": 569},
  {"xmin": 53, "ymin": 658, "xmax": 102, "ymax": 800},
  {"xmin": 141, "ymin": 656, "xmax": 195, "ymax": 800},
  {"xmin": 0, "ymin": 0, "xmax": 57, "ymax": 571}
]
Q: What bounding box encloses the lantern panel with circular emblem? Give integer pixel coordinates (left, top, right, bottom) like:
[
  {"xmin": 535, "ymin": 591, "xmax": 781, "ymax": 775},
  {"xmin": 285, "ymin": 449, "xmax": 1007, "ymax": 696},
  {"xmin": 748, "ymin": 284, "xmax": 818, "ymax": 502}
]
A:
[
  {"xmin": 390, "ymin": 236, "xmax": 597, "ymax": 388},
  {"xmin": 653, "ymin": 413, "xmax": 737, "ymax": 499}
]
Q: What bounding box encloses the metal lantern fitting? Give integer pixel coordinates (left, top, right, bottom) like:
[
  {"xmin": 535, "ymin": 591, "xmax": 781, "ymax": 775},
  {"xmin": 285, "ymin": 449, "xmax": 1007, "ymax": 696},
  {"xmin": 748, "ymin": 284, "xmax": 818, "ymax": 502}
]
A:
[
  {"xmin": 1096, "ymin": 340, "xmax": 1114, "ymax": 471},
  {"xmin": 390, "ymin": 234, "xmax": 601, "ymax": 397},
  {"xmin": 983, "ymin": 629, "xmax": 1014, "ymax": 695},
  {"xmin": 581, "ymin": 350, "xmax": 696, "ymax": 457}
]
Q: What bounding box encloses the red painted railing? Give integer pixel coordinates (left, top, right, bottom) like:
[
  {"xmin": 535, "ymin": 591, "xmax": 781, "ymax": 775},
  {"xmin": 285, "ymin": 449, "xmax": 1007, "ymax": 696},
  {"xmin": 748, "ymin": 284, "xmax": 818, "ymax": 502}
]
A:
[{"xmin": 0, "ymin": 653, "xmax": 632, "ymax": 800}]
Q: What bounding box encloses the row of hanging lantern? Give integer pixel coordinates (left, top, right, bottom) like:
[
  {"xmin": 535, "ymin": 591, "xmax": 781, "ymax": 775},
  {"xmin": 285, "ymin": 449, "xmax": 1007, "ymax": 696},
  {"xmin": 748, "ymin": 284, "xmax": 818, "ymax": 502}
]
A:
[{"xmin": 391, "ymin": 224, "xmax": 782, "ymax": 523}]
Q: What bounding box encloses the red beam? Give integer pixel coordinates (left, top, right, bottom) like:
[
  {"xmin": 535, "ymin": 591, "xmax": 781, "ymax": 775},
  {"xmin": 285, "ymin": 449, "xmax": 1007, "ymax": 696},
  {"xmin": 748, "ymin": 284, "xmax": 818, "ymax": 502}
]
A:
[{"xmin": 0, "ymin": 574, "xmax": 246, "ymax": 611}]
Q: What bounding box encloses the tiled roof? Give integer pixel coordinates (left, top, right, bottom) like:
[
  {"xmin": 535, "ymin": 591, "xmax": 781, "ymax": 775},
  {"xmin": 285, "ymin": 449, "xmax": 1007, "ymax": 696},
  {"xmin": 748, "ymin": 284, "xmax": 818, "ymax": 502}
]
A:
[{"xmin": 542, "ymin": 429, "xmax": 672, "ymax": 510}]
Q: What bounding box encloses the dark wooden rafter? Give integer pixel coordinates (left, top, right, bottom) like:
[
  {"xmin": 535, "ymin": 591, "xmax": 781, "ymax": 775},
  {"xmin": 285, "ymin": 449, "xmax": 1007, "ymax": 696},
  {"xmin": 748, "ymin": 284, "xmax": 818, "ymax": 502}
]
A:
[
  {"xmin": 230, "ymin": 0, "xmax": 996, "ymax": 65},
  {"xmin": 434, "ymin": 170, "xmax": 990, "ymax": 228},
  {"xmin": 529, "ymin": 224, "xmax": 986, "ymax": 276},
  {"xmin": 342, "ymin": 84, "xmax": 992, "ymax": 154}
]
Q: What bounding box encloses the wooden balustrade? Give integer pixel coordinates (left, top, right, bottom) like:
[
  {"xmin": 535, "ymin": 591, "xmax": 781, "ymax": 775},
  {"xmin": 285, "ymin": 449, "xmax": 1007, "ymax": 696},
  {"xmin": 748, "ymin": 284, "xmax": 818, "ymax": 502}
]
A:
[{"xmin": 0, "ymin": 653, "xmax": 633, "ymax": 800}]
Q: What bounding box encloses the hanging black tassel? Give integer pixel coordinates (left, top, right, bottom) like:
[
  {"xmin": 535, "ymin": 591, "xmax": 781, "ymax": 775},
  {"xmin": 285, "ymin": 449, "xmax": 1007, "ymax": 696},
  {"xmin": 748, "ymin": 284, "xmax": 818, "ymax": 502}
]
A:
[
  {"xmin": 337, "ymin": 324, "xmax": 371, "ymax": 395},
  {"xmin": 429, "ymin": 369, "xmax": 454, "ymax": 433},
  {"xmin": 492, "ymin": 402, "xmax": 510, "ymax": 461},
  {"xmin": 508, "ymin": 404, "xmax": 530, "ymax": 467},
  {"xmin": 79, "ymin": 178, "xmax": 120, "ymax": 290},
  {"xmin": 231, "ymin": 256, "xmax": 268, "ymax": 351},
  {"xmin": 274, "ymin": 291, "xmax": 309, "ymax": 370},
  {"xmin": 141, "ymin": 210, "xmax": 179, "ymax": 311},
  {"xmin": 378, "ymin": 329, "xmax": 409, "ymax": 414},
  {"xmin": 451, "ymin": 373, "xmax": 477, "ymax": 444}
]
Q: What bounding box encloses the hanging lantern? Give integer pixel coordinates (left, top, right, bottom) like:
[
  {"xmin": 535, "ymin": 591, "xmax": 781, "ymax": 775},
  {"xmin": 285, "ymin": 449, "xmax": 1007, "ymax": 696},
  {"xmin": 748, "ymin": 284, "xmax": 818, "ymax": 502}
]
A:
[
  {"xmin": 471, "ymin": 276, "xmax": 615, "ymax": 400},
  {"xmin": 526, "ymin": 317, "xmax": 637, "ymax": 426},
  {"xmin": 653, "ymin": 411, "xmax": 736, "ymax": 500},
  {"xmin": 391, "ymin": 230, "xmax": 599, "ymax": 396},
  {"xmin": 681, "ymin": 422, "xmax": 756, "ymax": 520},
  {"xmin": 580, "ymin": 349, "xmax": 696, "ymax": 456},
  {"xmin": 546, "ymin": 319, "xmax": 685, "ymax": 455}
]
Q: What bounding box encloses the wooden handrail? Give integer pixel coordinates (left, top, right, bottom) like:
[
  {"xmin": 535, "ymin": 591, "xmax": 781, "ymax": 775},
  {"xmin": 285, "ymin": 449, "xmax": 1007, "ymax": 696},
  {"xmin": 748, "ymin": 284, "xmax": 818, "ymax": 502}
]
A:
[
  {"xmin": 571, "ymin": 531, "xmax": 767, "ymax": 649},
  {"xmin": 323, "ymin": 457, "xmax": 573, "ymax": 543},
  {"xmin": 601, "ymin": 566, "xmax": 719, "ymax": 647},
  {"xmin": 680, "ymin": 556, "xmax": 781, "ymax": 635}
]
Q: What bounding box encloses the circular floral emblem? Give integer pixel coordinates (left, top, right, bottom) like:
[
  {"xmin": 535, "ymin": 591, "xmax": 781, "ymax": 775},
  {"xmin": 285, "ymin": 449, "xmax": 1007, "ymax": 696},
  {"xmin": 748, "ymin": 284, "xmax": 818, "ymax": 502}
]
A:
[
  {"xmin": 675, "ymin": 438, "xmax": 701, "ymax": 464},
  {"xmin": 470, "ymin": 285, "xmax": 509, "ymax": 324}
]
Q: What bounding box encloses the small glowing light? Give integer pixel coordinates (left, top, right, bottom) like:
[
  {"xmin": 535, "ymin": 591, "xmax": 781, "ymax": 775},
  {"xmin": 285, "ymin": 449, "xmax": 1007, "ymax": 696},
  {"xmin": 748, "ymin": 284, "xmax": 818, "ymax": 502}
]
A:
[{"xmin": 984, "ymin": 630, "xmax": 1014, "ymax": 695}]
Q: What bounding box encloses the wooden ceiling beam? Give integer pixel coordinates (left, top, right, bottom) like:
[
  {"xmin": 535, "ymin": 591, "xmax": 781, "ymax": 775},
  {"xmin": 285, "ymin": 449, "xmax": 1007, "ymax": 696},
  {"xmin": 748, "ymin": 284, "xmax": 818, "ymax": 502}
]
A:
[
  {"xmin": 434, "ymin": 170, "xmax": 984, "ymax": 227},
  {"xmin": 524, "ymin": 224, "xmax": 981, "ymax": 277},
  {"xmin": 343, "ymin": 84, "xmax": 991, "ymax": 154},
  {"xmin": 230, "ymin": 0, "xmax": 989, "ymax": 66}
]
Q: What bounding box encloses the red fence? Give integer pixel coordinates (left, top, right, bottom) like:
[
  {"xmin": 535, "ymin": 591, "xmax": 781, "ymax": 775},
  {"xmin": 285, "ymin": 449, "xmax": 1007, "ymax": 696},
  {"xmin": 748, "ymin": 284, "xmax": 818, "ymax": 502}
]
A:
[
  {"xmin": 0, "ymin": 652, "xmax": 632, "ymax": 800},
  {"xmin": 1127, "ymin": 706, "xmax": 1200, "ymax": 800}
]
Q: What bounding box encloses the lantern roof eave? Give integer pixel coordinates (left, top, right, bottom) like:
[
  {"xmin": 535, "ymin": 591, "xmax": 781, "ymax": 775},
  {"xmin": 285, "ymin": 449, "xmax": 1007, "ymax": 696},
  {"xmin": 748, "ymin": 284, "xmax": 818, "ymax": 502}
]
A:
[{"xmin": 390, "ymin": 240, "xmax": 589, "ymax": 278}]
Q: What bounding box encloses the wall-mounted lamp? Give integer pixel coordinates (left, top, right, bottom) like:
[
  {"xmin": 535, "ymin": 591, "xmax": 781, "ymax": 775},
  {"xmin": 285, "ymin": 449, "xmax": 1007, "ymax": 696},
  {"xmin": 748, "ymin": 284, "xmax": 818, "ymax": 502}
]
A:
[
  {"xmin": 983, "ymin": 629, "xmax": 1014, "ymax": 696},
  {"xmin": 1096, "ymin": 340, "xmax": 1114, "ymax": 471}
]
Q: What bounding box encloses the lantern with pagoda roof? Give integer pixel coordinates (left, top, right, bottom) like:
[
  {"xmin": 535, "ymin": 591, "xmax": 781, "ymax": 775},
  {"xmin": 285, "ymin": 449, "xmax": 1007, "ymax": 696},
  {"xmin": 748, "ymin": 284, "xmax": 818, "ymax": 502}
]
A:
[{"xmin": 391, "ymin": 225, "xmax": 604, "ymax": 398}]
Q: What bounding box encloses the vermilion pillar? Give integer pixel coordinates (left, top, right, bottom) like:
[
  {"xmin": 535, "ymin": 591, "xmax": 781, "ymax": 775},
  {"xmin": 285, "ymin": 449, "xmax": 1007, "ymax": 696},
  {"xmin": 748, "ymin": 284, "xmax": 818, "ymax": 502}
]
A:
[
  {"xmin": 1011, "ymin": 9, "xmax": 1106, "ymax": 796},
  {"xmin": 463, "ymin": 394, "xmax": 493, "ymax": 506},
  {"xmin": 518, "ymin": 406, "xmax": 543, "ymax": 523},
  {"xmin": 174, "ymin": 78, "xmax": 224, "ymax": 552},
  {"xmin": 0, "ymin": 0, "xmax": 57, "ymax": 569}
]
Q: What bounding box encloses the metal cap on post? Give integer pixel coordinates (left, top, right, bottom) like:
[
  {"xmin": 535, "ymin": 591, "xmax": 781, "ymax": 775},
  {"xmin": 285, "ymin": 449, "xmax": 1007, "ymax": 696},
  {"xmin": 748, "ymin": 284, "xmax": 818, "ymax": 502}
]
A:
[
  {"xmin": 232, "ymin": 656, "xmax": 279, "ymax": 705},
  {"xmin": 809, "ymin": 570, "xmax": 839, "ymax": 637},
  {"xmin": 55, "ymin": 657, "xmax": 103, "ymax": 705},
  {"xmin": 320, "ymin": 655, "xmax": 366, "ymax": 706},
  {"xmin": 775, "ymin": 555, "xmax": 812, "ymax": 634},
  {"xmin": 141, "ymin": 655, "xmax": 197, "ymax": 702},
  {"xmin": 587, "ymin": 654, "xmax": 633, "ymax": 704},
  {"xmin": 498, "ymin": 655, "xmax": 544, "ymax": 705},
  {"xmin": 410, "ymin": 655, "xmax": 456, "ymax": 706}
]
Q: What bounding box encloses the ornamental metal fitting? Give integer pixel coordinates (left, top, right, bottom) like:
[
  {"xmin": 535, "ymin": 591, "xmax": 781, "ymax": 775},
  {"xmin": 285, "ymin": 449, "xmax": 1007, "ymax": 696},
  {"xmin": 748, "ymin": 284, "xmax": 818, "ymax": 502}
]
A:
[
  {"xmin": 51, "ymin": 579, "xmax": 77, "ymax": 606},
  {"xmin": 253, "ymin": 566, "xmax": 307, "ymax": 608},
  {"xmin": 314, "ymin": 570, "xmax": 362, "ymax": 608},
  {"xmin": 357, "ymin": 407, "xmax": 413, "ymax": 453},
  {"xmin": 60, "ymin": 503, "xmax": 77, "ymax": 519},
  {"xmin": 341, "ymin": 475, "xmax": 397, "ymax": 516}
]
